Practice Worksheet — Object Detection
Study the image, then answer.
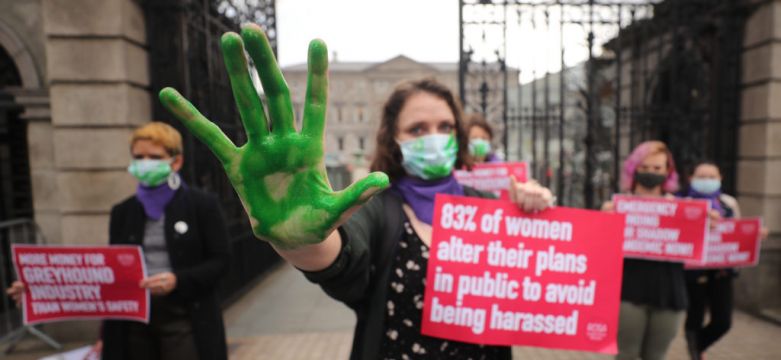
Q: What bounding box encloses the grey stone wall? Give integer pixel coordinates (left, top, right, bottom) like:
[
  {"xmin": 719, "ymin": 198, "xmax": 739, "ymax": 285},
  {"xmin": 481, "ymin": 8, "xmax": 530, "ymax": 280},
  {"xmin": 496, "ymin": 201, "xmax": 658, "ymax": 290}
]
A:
[
  {"xmin": 735, "ymin": 0, "xmax": 781, "ymax": 316},
  {"xmin": 43, "ymin": 0, "xmax": 149, "ymax": 246}
]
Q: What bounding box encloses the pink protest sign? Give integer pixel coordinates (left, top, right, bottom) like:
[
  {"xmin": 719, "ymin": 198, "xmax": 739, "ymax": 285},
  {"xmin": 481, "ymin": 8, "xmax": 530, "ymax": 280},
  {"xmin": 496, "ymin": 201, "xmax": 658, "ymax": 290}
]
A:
[
  {"xmin": 422, "ymin": 194, "xmax": 625, "ymax": 354},
  {"xmin": 686, "ymin": 218, "xmax": 762, "ymax": 269},
  {"xmin": 12, "ymin": 245, "xmax": 149, "ymax": 324},
  {"xmin": 613, "ymin": 195, "xmax": 710, "ymax": 263},
  {"xmin": 453, "ymin": 162, "xmax": 529, "ymax": 199}
]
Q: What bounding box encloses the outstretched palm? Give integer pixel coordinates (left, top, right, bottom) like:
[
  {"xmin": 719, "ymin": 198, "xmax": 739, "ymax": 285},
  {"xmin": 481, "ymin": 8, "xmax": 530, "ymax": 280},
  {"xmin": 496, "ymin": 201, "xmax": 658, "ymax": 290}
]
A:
[{"xmin": 159, "ymin": 24, "xmax": 389, "ymax": 249}]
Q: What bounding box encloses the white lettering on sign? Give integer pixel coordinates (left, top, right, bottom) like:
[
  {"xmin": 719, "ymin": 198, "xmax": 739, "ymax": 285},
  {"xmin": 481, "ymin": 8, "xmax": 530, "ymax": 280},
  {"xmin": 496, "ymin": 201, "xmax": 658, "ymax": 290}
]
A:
[
  {"xmin": 28, "ymin": 285, "xmax": 102, "ymax": 301},
  {"xmin": 534, "ymin": 246, "xmax": 588, "ymax": 276},
  {"xmin": 437, "ymin": 236, "xmax": 484, "ymax": 264},
  {"xmin": 430, "ymin": 297, "xmax": 487, "ymax": 335},
  {"xmin": 616, "ymin": 200, "xmax": 678, "ymax": 216},
  {"xmin": 489, "ymin": 305, "xmax": 579, "ymax": 335},
  {"xmin": 22, "ymin": 267, "xmax": 115, "ymax": 284},
  {"xmin": 486, "ymin": 241, "xmax": 534, "ymax": 269},
  {"xmin": 504, "ymin": 217, "xmax": 573, "ymax": 241}
]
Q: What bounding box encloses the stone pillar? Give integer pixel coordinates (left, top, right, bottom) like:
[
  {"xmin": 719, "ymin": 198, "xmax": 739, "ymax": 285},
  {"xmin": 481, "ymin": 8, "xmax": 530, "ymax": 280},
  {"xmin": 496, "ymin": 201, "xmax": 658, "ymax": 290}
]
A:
[
  {"xmin": 43, "ymin": 0, "xmax": 150, "ymax": 246},
  {"xmin": 736, "ymin": 0, "xmax": 781, "ymax": 318}
]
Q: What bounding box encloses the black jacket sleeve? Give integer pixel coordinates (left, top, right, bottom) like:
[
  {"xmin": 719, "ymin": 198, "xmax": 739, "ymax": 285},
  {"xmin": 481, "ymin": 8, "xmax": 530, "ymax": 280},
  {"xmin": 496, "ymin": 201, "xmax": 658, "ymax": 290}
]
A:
[
  {"xmin": 303, "ymin": 193, "xmax": 386, "ymax": 308},
  {"xmin": 173, "ymin": 192, "xmax": 231, "ymax": 301}
]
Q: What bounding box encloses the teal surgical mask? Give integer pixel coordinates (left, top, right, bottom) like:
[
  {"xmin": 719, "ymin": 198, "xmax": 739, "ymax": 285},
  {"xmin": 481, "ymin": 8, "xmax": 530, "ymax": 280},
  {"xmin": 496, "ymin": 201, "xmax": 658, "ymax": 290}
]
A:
[
  {"xmin": 398, "ymin": 134, "xmax": 458, "ymax": 180},
  {"xmin": 469, "ymin": 138, "xmax": 491, "ymax": 158},
  {"xmin": 128, "ymin": 159, "xmax": 173, "ymax": 187},
  {"xmin": 691, "ymin": 178, "xmax": 721, "ymax": 194}
]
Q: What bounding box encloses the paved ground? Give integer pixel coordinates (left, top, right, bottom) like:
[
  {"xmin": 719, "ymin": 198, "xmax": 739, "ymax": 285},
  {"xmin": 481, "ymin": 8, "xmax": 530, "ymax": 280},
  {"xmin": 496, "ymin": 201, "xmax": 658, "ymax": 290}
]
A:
[
  {"xmin": 225, "ymin": 263, "xmax": 781, "ymax": 360},
  {"xmin": 6, "ymin": 263, "xmax": 781, "ymax": 359}
]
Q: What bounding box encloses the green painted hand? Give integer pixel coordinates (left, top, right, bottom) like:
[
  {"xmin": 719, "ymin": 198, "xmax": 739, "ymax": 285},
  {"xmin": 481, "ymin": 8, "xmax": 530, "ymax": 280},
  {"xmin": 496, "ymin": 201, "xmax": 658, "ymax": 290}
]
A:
[{"xmin": 158, "ymin": 24, "xmax": 389, "ymax": 249}]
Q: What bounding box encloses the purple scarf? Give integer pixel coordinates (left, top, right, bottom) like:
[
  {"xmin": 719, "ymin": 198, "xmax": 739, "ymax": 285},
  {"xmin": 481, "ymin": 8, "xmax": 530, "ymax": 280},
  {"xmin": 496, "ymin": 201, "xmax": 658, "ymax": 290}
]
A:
[
  {"xmin": 392, "ymin": 175, "xmax": 464, "ymax": 225},
  {"xmin": 135, "ymin": 181, "xmax": 180, "ymax": 220},
  {"xmin": 686, "ymin": 188, "xmax": 724, "ymax": 216},
  {"xmin": 485, "ymin": 153, "xmax": 501, "ymax": 163}
]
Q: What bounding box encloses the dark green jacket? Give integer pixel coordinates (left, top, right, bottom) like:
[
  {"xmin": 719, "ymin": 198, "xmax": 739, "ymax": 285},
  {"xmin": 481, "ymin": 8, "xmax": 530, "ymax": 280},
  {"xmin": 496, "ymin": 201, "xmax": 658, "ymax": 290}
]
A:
[{"xmin": 304, "ymin": 188, "xmax": 511, "ymax": 360}]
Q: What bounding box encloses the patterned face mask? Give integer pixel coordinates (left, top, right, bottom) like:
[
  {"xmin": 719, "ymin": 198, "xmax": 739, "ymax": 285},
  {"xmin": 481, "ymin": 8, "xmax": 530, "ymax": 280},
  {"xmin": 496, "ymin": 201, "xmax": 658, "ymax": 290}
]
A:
[
  {"xmin": 469, "ymin": 138, "xmax": 491, "ymax": 158},
  {"xmin": 128, "ymin": 159, "xmax": 173, "ymax": 187},
  {"xmin": 398, "ymin": 134, "xmax": 458, "ymax": 180}
]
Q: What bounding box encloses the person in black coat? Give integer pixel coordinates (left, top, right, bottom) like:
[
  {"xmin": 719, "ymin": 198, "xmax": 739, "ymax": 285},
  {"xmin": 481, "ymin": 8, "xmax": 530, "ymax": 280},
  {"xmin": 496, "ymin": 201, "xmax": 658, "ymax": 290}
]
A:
[
  {"xmin": 6, "ymin": 122, "xmax": 229, "ymax": 359},
  {"xmin": 101, "ymin": 121, "xmax": 230, "ymax": 360}
]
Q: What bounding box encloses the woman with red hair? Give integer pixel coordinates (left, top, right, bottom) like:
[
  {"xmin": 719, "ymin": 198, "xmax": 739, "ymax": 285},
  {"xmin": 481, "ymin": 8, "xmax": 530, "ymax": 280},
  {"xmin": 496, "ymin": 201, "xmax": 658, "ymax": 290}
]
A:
[{"xmin": 603, "ymin": 140, "xmax": 686, "ymax": 360}]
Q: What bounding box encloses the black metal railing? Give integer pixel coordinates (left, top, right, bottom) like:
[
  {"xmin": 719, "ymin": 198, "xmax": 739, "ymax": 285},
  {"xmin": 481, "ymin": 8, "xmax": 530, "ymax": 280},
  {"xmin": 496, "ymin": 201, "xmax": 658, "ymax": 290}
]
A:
[
  {"xmin": 460, "ymin": 0, "xmax": 749, "ymax": 208},
  {"xmin": 143, "ymin": 0, "xmax": 281, "ymax": 304}
]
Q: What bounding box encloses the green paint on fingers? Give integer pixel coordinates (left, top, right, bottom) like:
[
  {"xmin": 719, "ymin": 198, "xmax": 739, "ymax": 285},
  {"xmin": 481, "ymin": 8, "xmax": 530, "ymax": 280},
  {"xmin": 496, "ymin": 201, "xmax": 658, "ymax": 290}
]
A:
[{"xmin": 158, "ymin": 24, "xmax": 390, "ymax": 249}]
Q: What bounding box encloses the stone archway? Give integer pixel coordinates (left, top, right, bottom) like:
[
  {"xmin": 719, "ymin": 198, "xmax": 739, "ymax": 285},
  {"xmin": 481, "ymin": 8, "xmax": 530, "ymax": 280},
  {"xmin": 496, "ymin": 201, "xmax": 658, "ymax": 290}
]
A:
[
  {"xmin": 0, "ymin": 15, "xmax": 54, "ymax": 243},
  {"xmin": 0, "ymin": 19, "xmax": 42, "ymax": 89}
]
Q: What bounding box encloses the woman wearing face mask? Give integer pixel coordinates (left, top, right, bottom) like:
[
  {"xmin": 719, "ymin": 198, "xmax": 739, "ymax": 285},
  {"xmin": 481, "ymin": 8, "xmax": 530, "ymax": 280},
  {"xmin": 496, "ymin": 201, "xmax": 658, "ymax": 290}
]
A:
[
  {"xmin": 465, "ymin": 113, "xmax": 500, "ymax": 164},
  {"xmin": 602, "ymin": 141, "xmax": 685, "ymax": 360},
  {"xmin": 106, "ymin": 122, "xmax": 230, "ymax": 359},
  {"xmin": 6, "ymin": 122, "xmax": 231, "ymax": 359},
  {"xmin": 156, "ymin": 24, "xmax": 554, "ymax": 359},
  {"xmin": 679, "ymin": 161, "xmax": 739, "ymax": 360}
]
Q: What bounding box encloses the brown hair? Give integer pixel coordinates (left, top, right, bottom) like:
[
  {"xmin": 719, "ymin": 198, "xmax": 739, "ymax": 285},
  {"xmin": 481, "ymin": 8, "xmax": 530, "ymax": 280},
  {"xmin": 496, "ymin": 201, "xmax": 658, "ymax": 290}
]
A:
[
  {"xmin": 130, "ymin": 121, "xmax": 183, "ymax": 156},
  {"xmin": 464, "ymin": 113, "xmax": 493, "ymax": 140},
  {"xmin": 370, "ymin": 78, "xmax": 472, "ymax": 181}
]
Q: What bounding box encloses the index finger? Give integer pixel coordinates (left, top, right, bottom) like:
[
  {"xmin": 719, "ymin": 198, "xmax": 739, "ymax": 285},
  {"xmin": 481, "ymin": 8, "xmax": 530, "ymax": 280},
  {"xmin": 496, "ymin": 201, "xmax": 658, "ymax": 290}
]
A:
[{"xmin": 159, "ymin": 88, "xmax": 237, "ymax": 165}]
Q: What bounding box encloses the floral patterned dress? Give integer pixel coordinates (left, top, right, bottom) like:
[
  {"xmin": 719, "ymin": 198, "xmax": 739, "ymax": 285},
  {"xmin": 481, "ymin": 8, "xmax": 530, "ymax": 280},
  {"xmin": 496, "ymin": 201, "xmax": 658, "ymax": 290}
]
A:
[{"xmin": 379, "ymin": 221, "xmax": 509, "ymax": 360}]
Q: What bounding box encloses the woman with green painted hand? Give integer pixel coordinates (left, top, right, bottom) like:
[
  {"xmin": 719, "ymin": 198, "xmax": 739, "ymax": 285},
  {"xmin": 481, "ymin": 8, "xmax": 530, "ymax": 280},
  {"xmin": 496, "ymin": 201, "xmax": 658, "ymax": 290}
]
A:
[{"xmin": 159, "ymin": 24, "xmax": 553, "ymax": 360}]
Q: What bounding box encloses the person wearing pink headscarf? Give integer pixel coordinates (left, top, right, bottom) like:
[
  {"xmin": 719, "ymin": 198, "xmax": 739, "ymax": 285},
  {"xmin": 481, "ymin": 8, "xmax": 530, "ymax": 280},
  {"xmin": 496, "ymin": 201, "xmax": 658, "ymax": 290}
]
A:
[{"xmin": 602, "ymin": 140, "xmax": 685, "ymax": 360}]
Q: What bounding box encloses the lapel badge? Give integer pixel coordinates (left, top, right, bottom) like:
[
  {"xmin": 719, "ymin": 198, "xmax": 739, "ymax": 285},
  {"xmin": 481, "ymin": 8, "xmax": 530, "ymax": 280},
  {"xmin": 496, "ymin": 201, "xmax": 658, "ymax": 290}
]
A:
[{"xmin": 174, "ymin": 221, "xmax": 189, "ymax": 235}]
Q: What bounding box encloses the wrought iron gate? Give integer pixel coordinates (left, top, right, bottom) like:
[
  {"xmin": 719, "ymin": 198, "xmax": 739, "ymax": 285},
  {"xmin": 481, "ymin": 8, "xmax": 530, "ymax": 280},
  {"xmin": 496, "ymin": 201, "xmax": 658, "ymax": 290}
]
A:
[
  {"xmin": 143, "ymin": 0, "xmax": 280, "ymax": 302},
  {"xmin": 460, "ymin": 0, "xmax": 750, "ymax": 209}
]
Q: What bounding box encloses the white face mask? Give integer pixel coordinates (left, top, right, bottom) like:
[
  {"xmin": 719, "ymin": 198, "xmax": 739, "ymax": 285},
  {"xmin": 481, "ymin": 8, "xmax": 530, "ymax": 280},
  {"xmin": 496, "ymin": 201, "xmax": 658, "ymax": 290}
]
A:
[
  {"xmin": 690, "ymin": 178, "xmax": 721, "ymax": 194},
  {"xmin": 397, "ymin": 134, "xmax": 458, "ymax": 180}
]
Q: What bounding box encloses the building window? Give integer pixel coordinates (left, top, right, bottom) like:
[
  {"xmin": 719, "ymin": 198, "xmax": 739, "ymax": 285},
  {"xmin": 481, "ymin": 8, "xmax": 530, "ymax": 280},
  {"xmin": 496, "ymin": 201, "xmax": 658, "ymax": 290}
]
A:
[
  {"xmin": 358, "ymin": 107, "xmax": 364, "ymax": 123},
  {"xmin": 359, "ymin": 137, "xmax": 365, "ymax": 150},
  {"xmin": 338, "ymin": 137, "xmax": 344, "ymax": 151}
]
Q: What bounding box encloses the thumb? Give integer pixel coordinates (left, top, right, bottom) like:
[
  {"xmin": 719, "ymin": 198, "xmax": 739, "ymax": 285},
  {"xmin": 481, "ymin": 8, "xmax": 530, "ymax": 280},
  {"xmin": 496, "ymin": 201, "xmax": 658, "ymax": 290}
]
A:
[{"xmin": 335, "ymin": 172, "xmax": 390, "ymax": 213}]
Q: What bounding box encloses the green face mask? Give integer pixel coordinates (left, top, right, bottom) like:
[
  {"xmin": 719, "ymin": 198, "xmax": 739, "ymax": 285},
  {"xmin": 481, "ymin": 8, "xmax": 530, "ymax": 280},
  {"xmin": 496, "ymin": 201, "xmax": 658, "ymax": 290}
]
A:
[
  {"xmin": 128, "ymin": 159, "xmax": 173, "ymax": 187},
  {"xmin": 469, "ymin": 138, "xmax": 491, "ymax": 158}
]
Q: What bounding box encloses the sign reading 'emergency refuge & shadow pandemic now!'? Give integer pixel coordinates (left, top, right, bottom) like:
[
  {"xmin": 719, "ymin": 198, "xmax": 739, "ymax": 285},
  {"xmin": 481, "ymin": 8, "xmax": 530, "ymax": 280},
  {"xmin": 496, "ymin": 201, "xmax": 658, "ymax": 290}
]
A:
[
  {"xmin": 613, "ymin": 195, "xmax": 710, "ymax": 263},
  {"xmin": 422, "ymin": 194, "xmax": 626, "ymax": 354},
  {"xmin": 12, "ymin": 245, "xmax": 149, "ymax": 325}
]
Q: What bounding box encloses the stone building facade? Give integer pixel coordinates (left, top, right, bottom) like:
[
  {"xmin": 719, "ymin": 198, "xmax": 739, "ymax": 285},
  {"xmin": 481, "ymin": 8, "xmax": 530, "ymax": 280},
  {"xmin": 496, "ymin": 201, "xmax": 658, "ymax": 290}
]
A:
[
  {"xmin": 283, "ymin": 55, "xmax": 518, "ymax": 172},
  {"xmin": 735, "ymin": 0, "xmax": 781, "ymax": 319},
  {"xmin": 0, "ymin": 0, "xmax": 150, "ymax": 341},
  {"xmin": 283, "ymin": 55, "xmax": 459, "ymax": 169}
]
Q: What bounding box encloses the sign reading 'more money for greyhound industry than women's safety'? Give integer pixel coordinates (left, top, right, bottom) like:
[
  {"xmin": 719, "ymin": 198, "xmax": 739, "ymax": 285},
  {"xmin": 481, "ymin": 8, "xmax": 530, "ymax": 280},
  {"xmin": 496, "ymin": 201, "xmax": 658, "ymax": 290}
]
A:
[{"xmin": 12, "ymin": 245, "xmax": 149, "ymax": 324}]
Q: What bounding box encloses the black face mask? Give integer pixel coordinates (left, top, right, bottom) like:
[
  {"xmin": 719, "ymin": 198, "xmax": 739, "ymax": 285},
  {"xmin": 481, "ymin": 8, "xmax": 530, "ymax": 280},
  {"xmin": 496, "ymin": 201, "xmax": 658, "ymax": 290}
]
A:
[{"xmin": 634, "ymin": 172, "xmax": 666, "ymax": 189}]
